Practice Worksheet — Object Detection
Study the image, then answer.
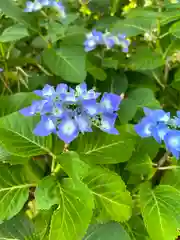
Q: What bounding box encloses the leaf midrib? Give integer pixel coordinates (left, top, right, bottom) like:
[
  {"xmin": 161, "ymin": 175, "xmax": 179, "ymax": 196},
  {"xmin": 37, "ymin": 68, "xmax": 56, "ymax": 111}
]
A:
[{"xmin": 0, "ymin": 183, "xmax": 35, "ymax": 192}]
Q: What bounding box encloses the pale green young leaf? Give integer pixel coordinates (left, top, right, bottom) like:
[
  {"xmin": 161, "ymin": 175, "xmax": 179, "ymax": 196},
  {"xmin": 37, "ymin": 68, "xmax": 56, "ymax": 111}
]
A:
[
  {"xmin": 140, "ymin": 183, "xmax": 180, "ymax": 240},
  {"xmin": 84, "ymin": 166, "xmax": 132, "ymax": 222},
  {"xmin": 0, "ymin": 112, "xmax": 52, "ymax": 157},
  {"xmin": 0, "ymin": 24, "xmax": 29, "ymax": 42}
]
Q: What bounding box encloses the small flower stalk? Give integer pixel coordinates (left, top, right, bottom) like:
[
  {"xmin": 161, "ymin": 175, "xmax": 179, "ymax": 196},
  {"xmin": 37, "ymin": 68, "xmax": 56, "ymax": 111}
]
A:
[
  {"xmin": 134, "ymin": 107, "xmax": 180, "ymax": 159},
  {"xmin": 20, "ymin": 83, "xmax": 122, "ymax": 144},
  {"xmin": 84, "ymin": 29, "xmax": 130, "ymax": 53}
]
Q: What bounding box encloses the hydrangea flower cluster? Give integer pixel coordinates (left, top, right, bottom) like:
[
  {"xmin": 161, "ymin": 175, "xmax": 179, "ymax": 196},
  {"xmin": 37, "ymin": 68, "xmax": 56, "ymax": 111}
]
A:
[
  {"xmin": 135, "ymin": 107, "xmax": 180, "ymax": 159},
  {"xmin": 20, "ymin": 83, "xmax": 122, "ymax": 144},
  {"xmin": 84, "ymin": 29, "xmax": 130, "ymax": 52},
  {"xmin": 24, "ymin": 0, "xmax": 66, "ymax": 18}
]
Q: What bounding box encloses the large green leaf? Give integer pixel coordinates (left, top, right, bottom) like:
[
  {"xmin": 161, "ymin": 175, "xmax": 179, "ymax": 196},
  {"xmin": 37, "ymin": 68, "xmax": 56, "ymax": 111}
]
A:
[
  {"xmin": 0, "ymin": 145, "xmax": 29, "ymax": 165},
  {"xmin": 49, "ymin": 179, "xmax": 94, "ymax": 240},
  {"xmin": 35, "ymin": 176, "xmax": 60, "ymax": 210},
  {"xmin": 86, "ymin": 61, "xmax": 107, "ymax": 81},
  {"xmin": 140, "ymin": 183, "xmax": 180, "ymax": 240},
  {"xmin": 42, "ymin": 47, "xmax": 86, "ymax": 83},
  {"xmin": 0, "ymin": 92, "xmax": 39, "ymax": 117},
  {"xmin": 73, "ymin": 126, "xmax": 136, "ymax": 164},
  {"xmin": 0, "ymin": 212, "xmax": 36, "ymax": 240},
  {"xmin": 84, "ymin": 166, "xmax": 132, "ymax": 222},
  {"xmin": 83, "ymin": 222, "xmax": 131, "ymax": 240},
  {"xmin": 0, "ymin": 112, "xmax": 52, "ymax": 157},
  {"xmin": 161, "ymin": 167, "xmax": 180, "ymax": 190},
  {"xmin": 111, "ymin": 18, "xmax": 156, "ymax": 37},
  {"xmin": 57, "ymin": 151, "xmax": 90, "ymax": 182},
  {"xmin": 33, "ymin": 209, "xmax": 53, "ymax": 240},
  {"xmin": 0, "ymin": 165, "xmax": 35, "ymax": 221},
  {"xmin": 118, "ymin": 99, "xmax": 138, "ymax": 124},
  {"xmin": 129, "ymin": 47, "xmax": 165, "ymax": 70},
  {"xmin": 0, "ymin": 24, "xmax": 29, "ymax": 42},
  {"xmin": 127, "ymin": 215, "xmax": 150, "ymax": 240}
]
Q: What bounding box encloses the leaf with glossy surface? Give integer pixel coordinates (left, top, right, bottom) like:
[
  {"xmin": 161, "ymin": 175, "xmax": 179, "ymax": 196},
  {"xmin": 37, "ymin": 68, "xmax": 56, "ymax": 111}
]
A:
[
  {"xmin": 0, "ymin": 112, "xmax": 52, "ymax": 157},
  {"xmin": 83, "ymin": 222, "xmax": 131, "ymax": 240},
  {"xmin": 73, "ymin": 126, "xmax": 136, "ymax": 164},
  {"xmin": 140, "ymin": 183, "xmax": 180, "ymax": 240},
  {"xmin": 0, "ymin": 165, "xmax": 35, "ymax": 221},
  {"xmin": 84, "ymin": 166, "xmax": 132, "ymax": 222},
  {"xmin": 42, "ymin": 47, "xmax": 86, "ymax": 83},
  {"xmin": 49, "ymin": 179, "xmax": 94, "ymax": 240}
]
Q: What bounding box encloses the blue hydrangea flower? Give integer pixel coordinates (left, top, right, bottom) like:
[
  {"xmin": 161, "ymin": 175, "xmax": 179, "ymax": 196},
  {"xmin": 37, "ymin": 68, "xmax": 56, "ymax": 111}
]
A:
[
  {"xmin": 33, "ymin": 115, "xmax": 56, "ymax": 136},
  {"xmin": 173, "ymin": 111, "xmax": 180, "ymax": 127},
  {"xmin": 164, "ymin": 130, "xmax": 180, "ymax": 159},
  {"xmin": 20, "ymin": 82, "xmax": 121, "ymax": 143},
  {"xmin": 134, "ymin": 117, "xmax": 156, "ymax": 138},
  {"xmin": 100, "ymin": 113, "xmax": 119, "ymax": 134},
  {"xmin": 51, "ymin": 1, "xmax": 66, "ymax": 18},
  {"xmin": 24, "ymin": 1, "xmax": 36, "ymax": 12},
  {"xmin": 151, "ymin": 123, "xmax": 170, "ymax": 143},
  {"xmin": 100, "ymin": 93, "xmax": 121, "ymax": 113},
  {"xmin": 143, "ymin": 107, "xmax": 170, "ymax": 123}
]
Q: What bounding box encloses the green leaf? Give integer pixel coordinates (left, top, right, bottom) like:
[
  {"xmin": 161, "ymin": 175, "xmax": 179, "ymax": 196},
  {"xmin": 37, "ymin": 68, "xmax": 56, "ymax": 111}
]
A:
[
  {"xmin": 33, "ymin": 209, "xmax": 53, "ymax": 240},
  {"xmin": 127, "ymin": 215, "xmax": 150, "ymax": 240},
  {"xmin": 42, "ymin": 47, "xmax": 86, "ymax": 83},
  {"xmin": 0, "ymin": 165, "xmax": 35, "ymax": 221},
  {"xmin": 127, "ymin": 88, "xmax": 155, "ymax": 107},
  {"xmin": 140, "ymin": 183, "xmax": 180, "ymax": 240},
  {"xmin": 0, "ymin": 92, "xmax": 39, "ymax": 117},
  {"xmin": 169, "ymin": 20, "xmax": 180, "ymax": 38},
  {"xmin": 84, "ymin": 166, "xmax": 132, "ymax": 222},
  {"xmin": 86, "ymin": 61, "xmax": 107, "ymax": 81},
  {"xmin": 111, "ymin": 71, "xmax": 128, "ymax": 94},
  {"xmin": 161, "ymin": 167, "xmax": 180, "ymax": 190},
  {"xmin": 112, "ymin": 18, "xmax": 156, "ymax": 37},
  {"xmin": 118, "ymin": 99, "xmax": 138, "ymax": 124},
  {"xmin": 61, "ymin": 26, "xmax": 87, "ymax": 46},
  {"xmin": 49, "ymin": 179, "xmax": 94, "ymax": 240},
  {"xmin": 57, "ymin": 151, "xmax": 90, "ymax": 182},
  {"xmin": 0, "ymin": 112, "xmax": 52, "ymax": 157},
  {"xmin": 0, "ymin": 212, "xmax": 35, "ymax": 240},
  {"xmin": 172, "ymin": 68, "xmax": 180, "ymax": 90},
  {"xmin": 0, "ymin": 145, "xmax": 29, "ymax": 165},
  {"xmin": 73, "ymin": 126, "xmax": 136, "ymax": 164},
  {"xmin": 129, "ymin": 47, "xmax": 165, "ymax": 70},
  {"xmin": 35, "ymin": 176, "xmax": 60, "ymax": 210},
  {"xmin": 83, "ymin": 222, "xmax": 131, "ymax": 240},
  {"xmin": 0, "ymin": 24, "xmax": 29, "ymax": 42}
]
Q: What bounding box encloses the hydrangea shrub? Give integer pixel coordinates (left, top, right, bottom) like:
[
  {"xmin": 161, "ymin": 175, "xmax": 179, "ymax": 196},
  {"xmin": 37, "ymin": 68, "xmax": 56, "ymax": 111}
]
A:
[{"xmin": 0, "ymin": 0, "xmax": 180, "ymax": 239}]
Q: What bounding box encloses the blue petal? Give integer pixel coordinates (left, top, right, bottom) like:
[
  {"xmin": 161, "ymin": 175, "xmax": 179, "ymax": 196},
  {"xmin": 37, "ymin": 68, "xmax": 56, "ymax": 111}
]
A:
[
  {"xmin": 143, "ymin": 107, "xmax": 170, "ymax": 123},
  {"xmin": 52, "ymin": 103, "xmax": 65, "ymax": 118},
  {"xmin": 100, "ymin": 93, "xmax": 121, "ymax": 113},
  {"xmin": 76, "ymin": 83, "xmax": 87, "ymax": 96},
  {"xmin": 57, "ymin": 118, "xmax": 79, "ymax": 143},
  {"xmin": 39, "ymin": 0, "xmax": 50, "ymax": 6},
  {"xmin": 75, "ymin": 114, "xmax": 92, "ymax": 133},
  {"xmin": 177, "ymin": 111, "xmax": 180, "ymax": 118},
  {"xmin": 82, "ymin": 99, "xmax": 100, "ymax": 116},
  {"xmin": 84, "ymin": 39, "xmax": 97, "ymax": 52},
  {"xmin": 19, "ymin": 100, "xmax": 47, "ymax": 116},
  {"xmin": 81, "ymin": 89, "xmax": 101, "ymax": 100},
  {"xmin": 92, "ymin": 29, "xmax": 103, "ymax": 43},
  {"xmin": 151, "ymin": 123, "xmax": 170, "ymax": 143},
  {"xmin": 164, "ymin": 130, "xmax": 180, "ymax": 151},
  {"xmin": 33, "ymin": 116, "xmax": 56, "ymax": 136},
  {"xmin": 134, "ymin": 117, "xmax": 156, "ymax": 138},
  {"xmin": 104, "ymin": 36, "xmax": 116, "ymax": 48},
  {"xmin": 56, "ymin": 83, "xmax": 68, "ymax": 94},
  {"xmin": 100, "ymin": 113, "xmax": 119, "ymax": 134},
  {"xmin": 24, "ymin": 1, "xmax": 34, "ymax": 12}
]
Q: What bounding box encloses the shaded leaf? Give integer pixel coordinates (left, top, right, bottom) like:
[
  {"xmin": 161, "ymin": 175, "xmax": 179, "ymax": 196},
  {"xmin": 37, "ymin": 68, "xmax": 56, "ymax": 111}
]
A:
[
  {"xmin": 83, "ymin": 222, "xmax": 131, "ymax": 240},
  {"xmin": 0, "ymin": 24, "xmax": 29, "ymax": 42}
]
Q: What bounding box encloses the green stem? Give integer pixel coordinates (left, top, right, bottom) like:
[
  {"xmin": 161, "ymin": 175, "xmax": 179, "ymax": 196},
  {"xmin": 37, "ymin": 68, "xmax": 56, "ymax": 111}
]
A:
[{"xmin": 51, "ymin": 155, "xmax": 56, "ymax": 173}]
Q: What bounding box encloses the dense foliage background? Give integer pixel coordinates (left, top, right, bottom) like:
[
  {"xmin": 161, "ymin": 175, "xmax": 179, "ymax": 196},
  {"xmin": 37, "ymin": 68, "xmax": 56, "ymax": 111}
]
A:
[{"xmin": 0, "ymin": 0, "xmax": 180, "ymax": 239}]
